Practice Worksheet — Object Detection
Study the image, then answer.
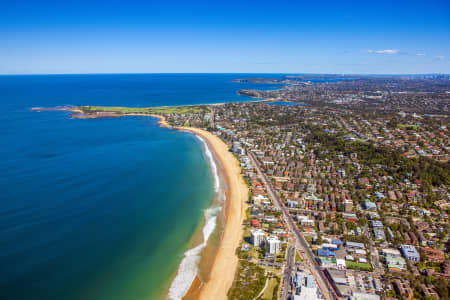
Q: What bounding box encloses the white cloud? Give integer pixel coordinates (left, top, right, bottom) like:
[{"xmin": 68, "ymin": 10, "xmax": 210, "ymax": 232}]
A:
[
  {"xmin": 367, "ymin": 49, "xmax": 400, "ymax": 55},
  {"xmin": 376, "ymin": 49, "xmax": 400, "ymax": 54},
  {"xmin": 416, "ymin": 53, "xmax": 426, "ymax": 56}
]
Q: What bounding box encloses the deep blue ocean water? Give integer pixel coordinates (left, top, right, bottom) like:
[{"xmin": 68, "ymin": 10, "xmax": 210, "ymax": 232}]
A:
[{"xmin": 0, "ymin": 74, "xmax": 282, "ymax": 300}]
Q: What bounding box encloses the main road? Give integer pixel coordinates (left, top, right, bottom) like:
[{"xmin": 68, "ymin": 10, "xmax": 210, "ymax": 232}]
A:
[
  {"xmin": 281, "ymin": 244, "xmax": 295, "ymax": 300},
  {"xmin": 248, "ymin": 151, "xmax": 338, "ymax": 300}
]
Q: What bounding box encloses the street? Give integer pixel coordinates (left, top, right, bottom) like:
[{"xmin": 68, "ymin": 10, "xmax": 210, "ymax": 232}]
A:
[
  {"xmin": 281, "ymin": 244, "xmax": 295, "ymax": 300},
  {"xmin": 248, "ymin": 151, "xmax": 338, "ymax": 300}
]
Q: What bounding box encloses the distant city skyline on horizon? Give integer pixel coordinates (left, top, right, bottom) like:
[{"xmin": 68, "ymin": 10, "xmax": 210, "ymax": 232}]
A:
[
  {"xmin": 1, "ymin": 0, "xmax": 449, "ymax": 74},
  {"xmin": 1, "ymin": 72, "xmax": 450, "ymax": 76}
]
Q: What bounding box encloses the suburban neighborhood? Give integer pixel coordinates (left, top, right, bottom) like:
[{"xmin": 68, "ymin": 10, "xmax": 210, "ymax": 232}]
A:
[{"xmin": 166, "ymin": 75, "xmax": 450, "ymax": 300}]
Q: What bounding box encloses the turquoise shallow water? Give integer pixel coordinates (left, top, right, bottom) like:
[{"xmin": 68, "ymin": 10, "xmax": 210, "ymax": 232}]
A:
[{"xmin": 0, "ymin": 74, "xmax": 283, "ymax": 300}]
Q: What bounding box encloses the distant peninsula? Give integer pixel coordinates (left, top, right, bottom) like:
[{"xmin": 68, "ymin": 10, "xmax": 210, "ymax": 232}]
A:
[
  {"xmin": 32, "ymin": 103, "xmax": 248, "ymax": 300},
  {"xmin": 32, "ymin": 105, "xmax": 208, "ymax": 125}
]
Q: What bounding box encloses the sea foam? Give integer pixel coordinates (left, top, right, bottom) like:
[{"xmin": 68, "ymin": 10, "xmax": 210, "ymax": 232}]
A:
[
  {"xmin": 197, "ymin": 135, "xmax": 220, "ymax": 192},
  {"xmin": 167, "ymin": 135, "xmax": 224, "ymax": 300}
]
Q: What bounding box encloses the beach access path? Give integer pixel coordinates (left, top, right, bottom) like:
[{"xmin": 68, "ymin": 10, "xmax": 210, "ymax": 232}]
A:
[{"xmin": 180, "ymin": 127, "xmax": 248, "ymax": 300}]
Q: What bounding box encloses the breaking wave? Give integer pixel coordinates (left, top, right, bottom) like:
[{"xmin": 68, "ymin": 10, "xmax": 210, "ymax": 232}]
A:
[
  {"xmin": 196, "ymin": 135, "xmax": 220, "ymax": 192},
  {"xmin": 168, "ymin": 134, "xmax": 224, "ymax": 300}
]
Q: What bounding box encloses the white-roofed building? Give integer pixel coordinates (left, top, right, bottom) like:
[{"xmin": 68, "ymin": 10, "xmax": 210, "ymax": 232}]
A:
[
  {"xmin": 381, "ymin": 248, "xmax": 401, "ymax": 257},
  {"xmin": 336, "ymin": 258, "xmax": 346, "ymax": 270},
  {"xmin": 346, "ymin": 241, "xmax": 365, "ymax": 249},
  {"xmin": 251, "ymin": 229, "xmax": 265, "ymax": 247},
  {"xmin": 351, "ymin": 292, "xmax": 380, "ymax": 300},
  {"xmin": 297, "ymin": 215, "xmax": 315, "ymax": 226},
  {"xmin": 294, "ymin": 271, "xmax": 322, "ymax": 300},
  {"xmin": 267, "ymin": 236, "xmax": 281, "ymax": 254}
]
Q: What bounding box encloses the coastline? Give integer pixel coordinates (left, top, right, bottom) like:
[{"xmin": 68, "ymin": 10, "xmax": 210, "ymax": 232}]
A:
[
  {"xmin": 72, "ymin": 110, "xmax": 171, "ymax": 128},
  {"xmin": 167, "ymin": 131, "xmax": 226, "ymax": 300},
  {"xmin": 83, "ymin": 112, "xmax": 246, "ymax": 300},
  {"xmin": 90, "ymin": 113, "xmax": 248, "ymax": 300},
  {"xmin": 178, "ymin": 127, "xmax": 248, "ymax": 300},
  {"xmin": 33, "ymin": 106, "xmax": 248, "ymax": 300}
]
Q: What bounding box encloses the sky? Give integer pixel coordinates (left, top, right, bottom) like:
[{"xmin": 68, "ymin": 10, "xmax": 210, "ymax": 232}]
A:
[{"xmin": 1, "ymin": 0, "xmax": 449, "ymax": 74}]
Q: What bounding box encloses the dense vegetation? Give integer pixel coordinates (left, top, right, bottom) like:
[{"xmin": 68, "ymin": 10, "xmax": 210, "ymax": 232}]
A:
[{"xmin": 304, "ymin": 127, "xmax": 450, "ymax": 188}]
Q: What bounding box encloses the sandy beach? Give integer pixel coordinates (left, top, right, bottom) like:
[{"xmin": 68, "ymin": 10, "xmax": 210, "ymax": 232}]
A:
[
  {"xmin": 180, "ymin": 127, "xmax": 248, "ymax": 300},
  {"xmin": 75, "ymin": 112, "xmax": 243, "ymax": 299},
  {"xmin": 37, "ymin": 106, "xmax": 246, "ymax": 299}
]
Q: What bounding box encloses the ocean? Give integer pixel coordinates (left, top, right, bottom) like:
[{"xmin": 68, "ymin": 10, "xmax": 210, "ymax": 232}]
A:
[{"xmin": 0, "ymin": 74, "xmax": 281, "ymax": 300}]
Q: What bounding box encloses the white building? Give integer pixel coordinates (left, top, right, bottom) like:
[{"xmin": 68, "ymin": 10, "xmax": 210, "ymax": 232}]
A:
[
  {"xmin": 294, "ymin": 272, "xmax": 321, "ymax": 300},
  {"xmin": 287, "ymin": 200, "xmax": 299, "ymax": 208},
  {"xmin": 354, "ymin": 249, "xmax": 367, "ymax": 255},
  {"xmin": 352, "ymin": 292, "xmax": 380, "ymax": 300},
  {"xmin": 381, "ymin": 248, "xmax": 401, "ymax": 257},
  {"xmin": 267, "ymin": 236, "xmax": 281, "ymax": 254},
  {"xmin": 346, "ymin": 241, "xmax": 365, "ymax": 249},
  {"xmin": 358, "ymin": 257, "xmax": 368, "ymax": 263},
  {"xmin": 336, "ymin": 258, "xmax": 346, "ymax": 270},
  {"xmin": 251, "ymin": 229, "xmax": 265, "ymax": 247},
  {"xmin": 297, "ymin": 215, "xmax": 315, "ymax": 226},
  {"xmin": 231, "ymin": 141, "xmax": 245, "ymax": 155}
]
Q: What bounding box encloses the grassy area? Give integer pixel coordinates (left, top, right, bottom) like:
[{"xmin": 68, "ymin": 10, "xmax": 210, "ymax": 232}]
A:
[
  {"xmin": 77, "ymin": 105, "xmax": 207, "ymax": 115},
  {"xmin": 260, "ymin": 265, "xmax": 282, "ymax": 275},
  {"xmin": 248, "ymin": 247, "xmax": 261, "ymax": 260},
  {"xmin": 398, "ymin": 124, "xmax": 419, "ymax": 130},
  {"xmin": 245, "ymin": 207, "xmax": 252, "ymax": 220},
  {"xmin": 275, "ymin": 249, "xmax": 286, "ymax": 263},
  {"xmin": 417, "ymin": 261, "xmax": 444, "ymax": 272},
  {"xmin": 346, "ymin": 261, "xmax": 374, "ymax": 272},
  {"xmin": 261, "ymin": 277, "xmax": 280, "ymax": 300},
  {"xmin": 305, "ymin": 236, "xmax": 313, "ymax": 244},
  {"xmin": 243, "ymin": 226, "xmax": 251, "ymax": 239},
  {"xmin": 228, "ymin": 261, "xmax": 267, "ymax": 300}
]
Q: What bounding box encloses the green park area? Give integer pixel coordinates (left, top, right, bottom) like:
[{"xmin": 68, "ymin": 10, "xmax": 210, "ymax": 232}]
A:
[
  {"xmin": 77, "ymin": 105, "xmax": 207, "ymax": 115},
  {"xmin": 398, "ymin": 124, "xmax": 419, "ymax": 130},
  {"xmin": 346, "ymin": 261, "xmax": 373, "ymax": 272}
]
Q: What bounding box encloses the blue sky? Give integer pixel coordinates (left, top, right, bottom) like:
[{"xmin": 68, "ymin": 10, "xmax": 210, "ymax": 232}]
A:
[{"xmin": 1, "ymin": 0, "xmax": 449, "ymax": 74}]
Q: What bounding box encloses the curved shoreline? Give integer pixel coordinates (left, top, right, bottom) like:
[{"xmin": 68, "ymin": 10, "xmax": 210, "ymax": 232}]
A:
[
  {"xmin": 33, "ymin": 107, "xmax": 248, "ymax": 300},
  {"xmin": 167, "ymin": 133, "xmax": 225, "ymax": 300},
  {"xmin": 152, "ymin": 119, "xmax": 248, "ymax": 300},
  {"xmin": 179, "ymin": 128, "xmax": 247, "ymax": 300},
  {"xmin": 144, "ymin": 119, "xmax": 248, "ymax": 300}
]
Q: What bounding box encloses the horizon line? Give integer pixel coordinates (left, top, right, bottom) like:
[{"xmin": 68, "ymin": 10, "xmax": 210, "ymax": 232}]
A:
[{"xmin": 1, "ymin": 72, "xmax": 449, "ymax": 76}]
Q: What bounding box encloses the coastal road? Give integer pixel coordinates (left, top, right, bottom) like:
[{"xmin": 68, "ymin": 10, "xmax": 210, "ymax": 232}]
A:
[
  {"xmin": 281, "ymin": 244, "xmax": 295, "ymax": 300},
  {"xmin": 248, "ymin": 151, "xmax": 338, "ymax": 300}
]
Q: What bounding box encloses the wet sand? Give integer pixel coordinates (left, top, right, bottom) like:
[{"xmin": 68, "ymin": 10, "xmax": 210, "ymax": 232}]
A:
[{"xmin": 179, "ymin": 128, "xmax": 248, "ymax": 300}]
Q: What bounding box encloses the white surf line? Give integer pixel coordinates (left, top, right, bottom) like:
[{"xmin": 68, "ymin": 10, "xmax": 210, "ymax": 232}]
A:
[{"xmin": 167, "ymin": 134, "xmax": 225, "ymax": 300}]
